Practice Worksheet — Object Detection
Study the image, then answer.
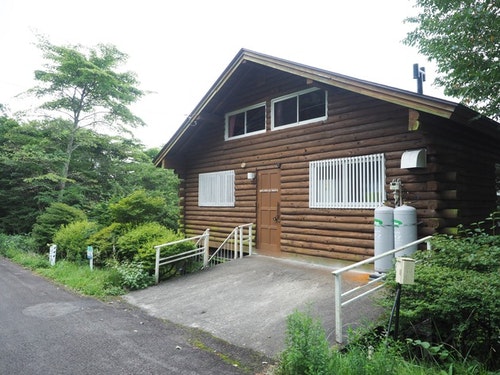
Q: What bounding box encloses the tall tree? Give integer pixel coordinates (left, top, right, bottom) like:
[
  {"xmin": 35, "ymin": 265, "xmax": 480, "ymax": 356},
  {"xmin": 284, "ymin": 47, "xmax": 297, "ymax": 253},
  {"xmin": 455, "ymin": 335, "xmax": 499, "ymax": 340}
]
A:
[
  {"xmin": 404, "ymin": 0, "xmax": 499, "ymax": 120},
  {"xmin": 0, "ymin": 116, "xmax": 179, "ymax": 234},
  {"xmin": 0, "ymin": 117, "xmax": 66, "ymax": 233},
  {"xmin": 28, "ymin": 37, "xmax": 146, "ymax": 199}
]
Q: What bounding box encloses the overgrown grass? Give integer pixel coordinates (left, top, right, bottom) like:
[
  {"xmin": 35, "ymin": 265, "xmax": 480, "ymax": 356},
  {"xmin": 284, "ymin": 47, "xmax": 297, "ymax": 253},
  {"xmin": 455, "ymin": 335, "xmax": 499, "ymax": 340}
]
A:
[
  {"xmin": 274, "ymin": 310, "xmax": 492, "ymax": 375},
  {"xmin": 1, "ymin": 235, "xmax": 125, "ymax": 298},
  {"xmin": 37, "ymin": 260, "xmax": 124, "ymax": 297}
]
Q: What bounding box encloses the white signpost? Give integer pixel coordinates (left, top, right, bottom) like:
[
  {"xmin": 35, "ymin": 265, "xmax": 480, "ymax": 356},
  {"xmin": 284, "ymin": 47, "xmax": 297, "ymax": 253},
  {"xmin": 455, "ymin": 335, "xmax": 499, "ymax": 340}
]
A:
[
  {"xmin": 87, "ymin": 246, "xmax": 93, "ymax": 271},
  {"xmin": 49, "ymin": 244, "xmax": 57, "ymax": 266}
]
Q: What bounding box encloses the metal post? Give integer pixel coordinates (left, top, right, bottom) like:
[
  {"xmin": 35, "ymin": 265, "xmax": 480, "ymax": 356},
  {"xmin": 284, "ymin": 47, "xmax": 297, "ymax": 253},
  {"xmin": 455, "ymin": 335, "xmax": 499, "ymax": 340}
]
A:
[
  {"xmin": 334, "ymin": 273, "xmax": 343, "ymax": 343},
  {"xmin": 203, "ymin": 229, "xmax": 210, "ymax": 267},
  {"xmin": 239, "ymin": 226, "xmax": 243, "ymax": 258},
  {"xmin": 155, "ymin": 246, "xmax": 160, "ymax": 284},
  {"xmin": 248, "ymin": 225, "xmax": 253, "ymax": 256},
  {"xmin": 393, "ymin": 283, "xmax": 402, "ymax": 340},
  {"xmin": 233, "ymin": 229, "xmax": 237, "ymax": 259}
]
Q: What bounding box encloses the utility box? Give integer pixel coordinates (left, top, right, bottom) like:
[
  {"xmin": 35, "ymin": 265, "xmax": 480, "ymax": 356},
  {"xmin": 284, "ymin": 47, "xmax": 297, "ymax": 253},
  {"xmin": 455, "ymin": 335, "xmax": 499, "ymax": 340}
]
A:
[{"xmin": 395, "ymin": 257, "xmax": 415, "ymax": 285}]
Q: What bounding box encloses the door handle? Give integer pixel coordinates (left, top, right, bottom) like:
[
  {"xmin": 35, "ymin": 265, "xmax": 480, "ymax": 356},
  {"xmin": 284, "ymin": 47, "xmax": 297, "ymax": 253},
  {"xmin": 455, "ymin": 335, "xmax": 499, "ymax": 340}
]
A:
[{"xmin": 273, "ymin": 202, "xmax": 281, "ymax": 223}]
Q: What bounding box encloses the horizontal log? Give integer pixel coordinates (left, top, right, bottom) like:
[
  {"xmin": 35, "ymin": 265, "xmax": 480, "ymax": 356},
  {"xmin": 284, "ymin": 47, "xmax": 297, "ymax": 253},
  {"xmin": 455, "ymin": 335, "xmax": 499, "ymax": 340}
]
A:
[
  {"xmin": 281, "ymin": 240, "xmax": 373, "ymax": 258},
  {"xmin": 281, "ymin": 232, "xmax": 373, "ymax": 248},
  {"xmin": 284, "ymin": 226, "xmax": 373, "ymax": 240},
  {"xmin": 282, "ymin": 222, "xmax": 372, "ymax": 235}
]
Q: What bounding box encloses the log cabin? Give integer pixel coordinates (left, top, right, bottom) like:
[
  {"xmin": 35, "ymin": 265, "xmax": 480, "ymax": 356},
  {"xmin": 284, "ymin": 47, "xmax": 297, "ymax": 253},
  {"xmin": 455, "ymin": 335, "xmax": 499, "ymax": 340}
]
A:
[{"xmin": 154, "ymin": 49, "xmax": 500, "ymax": 262}]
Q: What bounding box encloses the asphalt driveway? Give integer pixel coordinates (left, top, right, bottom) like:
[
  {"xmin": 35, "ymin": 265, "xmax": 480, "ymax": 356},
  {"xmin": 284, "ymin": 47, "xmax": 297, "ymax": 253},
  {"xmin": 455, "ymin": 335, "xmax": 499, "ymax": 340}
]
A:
[{"xmin": 124, "ymin": 254, "xmax": 384, "ymax": 359}]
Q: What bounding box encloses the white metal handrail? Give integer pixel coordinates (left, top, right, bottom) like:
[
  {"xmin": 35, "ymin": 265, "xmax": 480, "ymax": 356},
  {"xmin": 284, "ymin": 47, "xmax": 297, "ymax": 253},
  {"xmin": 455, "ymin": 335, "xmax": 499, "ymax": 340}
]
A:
[
  {"xmin": 332, "ymin": 235, "xmax": 433, "ymax": 344},
  {"xmin": 238, "ymin": 223, "xmax": 254, "ymax": 256},
  {"xmin": 154, "ymin": 229, "xmax": 210, "ymax": 284},
  {"xmin": 206, "ymin": 223, "xmax": 253, "ymax": 267}
]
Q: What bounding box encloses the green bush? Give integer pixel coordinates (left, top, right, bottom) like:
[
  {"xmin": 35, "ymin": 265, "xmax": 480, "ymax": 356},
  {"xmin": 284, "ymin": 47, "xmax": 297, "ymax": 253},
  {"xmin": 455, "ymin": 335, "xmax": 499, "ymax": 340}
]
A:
[
  {"xmin": 88, "ymin": 222, "xmax": 130, "ymax": 266},
  {"xmin": 426, "ymin": 233, "xmax": 500, "ymax": 272},
  {"xmin": 115, "ymin": 222, "xmax": 194, "ymax": 275},
  {"xmin": 109, "ymin": 190, "xmax": 166, "ymax": 225},
  {"xmin": 0, "ymin": 233, "xmax": 37, "ymax": 256},
  {"xmin": 53, "ymin": 220, "xmax": 100, "ymax": 261},
  {"xmin": 277, "ymin": 310, "xmax": 331, "ymax": 375},
  {"xmin": 384, "ymin": 232, "xmax": 500, "ymax": 370},
  {"xmin": 112, "ymin": 261, "xmax": 155, "ymax": 290},
  {"xmin": 31, "ymin": 202, "xmax": 87, "ymax": 251}
]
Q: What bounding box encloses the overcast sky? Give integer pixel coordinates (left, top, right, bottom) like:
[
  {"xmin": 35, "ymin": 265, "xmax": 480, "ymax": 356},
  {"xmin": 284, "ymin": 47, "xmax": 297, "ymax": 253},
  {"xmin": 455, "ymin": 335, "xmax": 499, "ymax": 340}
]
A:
[{"xmin": 0, "ymin": 0, "xmax": 446, "ymax": 148}]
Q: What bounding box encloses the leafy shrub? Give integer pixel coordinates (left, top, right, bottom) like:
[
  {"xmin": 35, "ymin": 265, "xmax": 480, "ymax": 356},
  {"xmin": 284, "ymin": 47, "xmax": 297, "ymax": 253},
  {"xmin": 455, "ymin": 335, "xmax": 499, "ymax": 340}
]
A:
[
  {"xmin": 88, "ymin": 222, "xmax": 130, "ymax": 266},
  {"xmin": 53, "ymin": 220, "xmax": 99, "ymax": 261},
  {"xmin": 31, "ymin": 202, "xmax": 86, "ymax": 251},
  {"xmin": 277, "ymin": 310, "xmax": 331, "ymax": 375},
  {"xmin": 384, "ymin": 231, "xmax": 500, "ymax": 370},
  {"xmin": 396, "ymin": 265, "xmax": 499, "ymax": 366},
  {"xmin": 113, "ymin": 261, "xmax": 155, "ymax": 290},
  {"xmin": 115, "ymin": 222, "xmax": 169, "ymax": 262},
  {"xmin": 0, "ymin": 233, "xmax": 37, "ymax": 256},
  {"xmin": 115, "ymin": 222, "xmax": 194, "ymax": 275},
  {"xmin": 426, "ymin": 233, "xmax": 500, "ymax": 273},
  {"xmin": 109, "ymin": 190, "xmax": 166, "ymax": 225}
]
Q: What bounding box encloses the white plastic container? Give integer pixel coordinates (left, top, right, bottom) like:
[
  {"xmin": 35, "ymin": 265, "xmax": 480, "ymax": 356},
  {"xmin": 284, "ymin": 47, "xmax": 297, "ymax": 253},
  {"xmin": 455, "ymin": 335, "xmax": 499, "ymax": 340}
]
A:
[
  {"xmin": 374, "ymin": 205, "xmax": 394, "ymax": 272},
  {"xmin": 394, "ymin": 205, "xmax": 417, "ymax": 256}
]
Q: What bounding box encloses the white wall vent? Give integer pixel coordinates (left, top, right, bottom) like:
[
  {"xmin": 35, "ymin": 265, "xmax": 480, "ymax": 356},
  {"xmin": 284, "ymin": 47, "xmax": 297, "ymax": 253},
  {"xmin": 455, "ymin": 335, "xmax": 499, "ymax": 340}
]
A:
[{"xmin": 401, "ymin": 149, "xmax": 427, "ymax": 169}]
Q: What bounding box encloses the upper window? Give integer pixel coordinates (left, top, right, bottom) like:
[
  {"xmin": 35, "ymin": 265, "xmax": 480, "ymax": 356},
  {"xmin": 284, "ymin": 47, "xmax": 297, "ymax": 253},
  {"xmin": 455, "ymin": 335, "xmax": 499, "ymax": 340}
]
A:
[
  {"xmin": 225, "ymin": 103, "xmax": 266, "ymax": 140},
  {"xmin": 272, "ymin": 88, "xmax": 327, "ymax": 130},
  {"xmin": 199, "ymin": 170, "xmax": 235, "ymax": 207},
  {"xmin": 309, "ymin": 154, "xmax": 385, "ymax": 209}
]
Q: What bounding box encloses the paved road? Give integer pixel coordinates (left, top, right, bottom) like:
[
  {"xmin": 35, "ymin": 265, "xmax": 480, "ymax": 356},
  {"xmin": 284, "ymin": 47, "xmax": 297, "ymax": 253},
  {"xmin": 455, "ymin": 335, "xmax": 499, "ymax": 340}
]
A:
[{"xmin": 0, "ymin": 258, "xmax": 270, "ymax": 375}]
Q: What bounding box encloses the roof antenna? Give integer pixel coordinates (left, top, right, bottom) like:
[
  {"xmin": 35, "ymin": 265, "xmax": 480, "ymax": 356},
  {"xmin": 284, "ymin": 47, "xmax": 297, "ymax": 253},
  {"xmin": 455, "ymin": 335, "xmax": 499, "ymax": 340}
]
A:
[{"xmin": 413, "ymin": 63, "xmax": 426, "ymax": 95}]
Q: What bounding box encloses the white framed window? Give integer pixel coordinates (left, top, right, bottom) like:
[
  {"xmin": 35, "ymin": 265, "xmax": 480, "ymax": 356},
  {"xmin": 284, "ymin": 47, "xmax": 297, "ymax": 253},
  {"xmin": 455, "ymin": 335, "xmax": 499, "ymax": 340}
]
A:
[
  {"xmin": 309, "ymin": 153, "xmax": 385, "ymax": 209},
  {"xmin": 199, "ymin": 170, "xmax": 235, "ymax": 207},
  {"xmin": 272, "ymin": 88, "xmax": 327, "ymax": 130},
  {"xmin": 225, "ymin": 103, "xmax": 266, "ymax": 140}
]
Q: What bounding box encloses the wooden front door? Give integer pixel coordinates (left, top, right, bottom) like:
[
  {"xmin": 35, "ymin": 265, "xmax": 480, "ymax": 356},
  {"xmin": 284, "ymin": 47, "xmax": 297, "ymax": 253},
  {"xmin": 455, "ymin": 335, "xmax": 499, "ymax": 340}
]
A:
[{"xmin": 257, "ymin": 169, "xmax": 281, "ymax": 252}]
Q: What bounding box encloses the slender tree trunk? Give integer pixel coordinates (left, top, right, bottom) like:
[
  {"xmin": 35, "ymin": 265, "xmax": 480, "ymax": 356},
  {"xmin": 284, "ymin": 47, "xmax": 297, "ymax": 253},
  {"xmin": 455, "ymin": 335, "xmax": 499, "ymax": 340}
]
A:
[{"xmin": 58, "ymin": 121, "xmax": 78, "ymax": 201}]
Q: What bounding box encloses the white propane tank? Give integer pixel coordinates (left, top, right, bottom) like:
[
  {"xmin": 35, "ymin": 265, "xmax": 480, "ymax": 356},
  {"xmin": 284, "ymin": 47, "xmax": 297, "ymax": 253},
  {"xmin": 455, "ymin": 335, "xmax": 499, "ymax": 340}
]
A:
[
  {"xmin": 394, "ymin": 205, "xmax": 417, "ymax": 256},
  {"xmin": 374, "ymin": 205, "xmax": 394, "ymax": 273}
]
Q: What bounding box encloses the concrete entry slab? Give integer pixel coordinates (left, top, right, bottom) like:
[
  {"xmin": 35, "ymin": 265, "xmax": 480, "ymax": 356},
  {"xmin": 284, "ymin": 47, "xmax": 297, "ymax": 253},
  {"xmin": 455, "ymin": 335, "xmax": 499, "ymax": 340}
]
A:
[{"xmin": 124, "ymin": 255, "xmax": 384, "ymax": 358}]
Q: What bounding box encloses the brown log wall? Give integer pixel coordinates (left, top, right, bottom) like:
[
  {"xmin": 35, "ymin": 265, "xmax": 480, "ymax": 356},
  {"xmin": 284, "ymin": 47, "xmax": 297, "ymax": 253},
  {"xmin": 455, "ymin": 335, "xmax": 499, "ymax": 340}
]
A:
[{"xmin": 170, "ymin": 83, "xmax": 499, "ymax": 260}]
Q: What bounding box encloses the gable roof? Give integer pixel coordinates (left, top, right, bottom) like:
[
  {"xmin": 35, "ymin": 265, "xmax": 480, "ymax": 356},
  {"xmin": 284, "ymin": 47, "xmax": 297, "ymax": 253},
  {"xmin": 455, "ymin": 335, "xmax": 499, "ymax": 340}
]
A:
[{"xmin": 155, "ymin": 48, "xmax": 499, "ymax": 166}]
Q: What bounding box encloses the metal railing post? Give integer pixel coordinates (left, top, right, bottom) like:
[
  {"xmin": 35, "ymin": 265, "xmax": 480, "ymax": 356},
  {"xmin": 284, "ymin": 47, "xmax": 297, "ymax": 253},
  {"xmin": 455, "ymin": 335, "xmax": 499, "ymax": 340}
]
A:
[
  {"xmin": 334, "ymin": 273, "xmax": 343, "ymax": 343},
  {"xmin": 155, "ymin": 246, "xmax": 160, "ymax": 284},
  {"xmin": 239, "ymin": 226, "xmax": 243, "ymax": 258},
  {"xmin": 233, "ymin": 230, "xmax": 237, "ymax": 259},
  {"xmin": 203, "ymin": 229, "xmax": 210, "ymax": 267},
  {"xmin": 248, "ymin": 225, "xmax": 253, "ymax": 256}
]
